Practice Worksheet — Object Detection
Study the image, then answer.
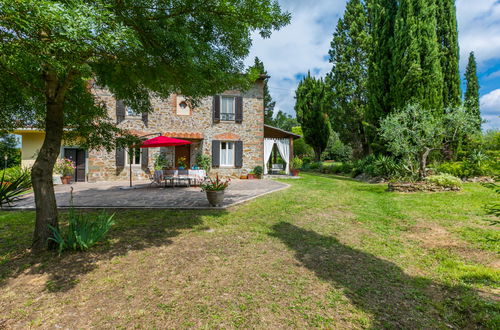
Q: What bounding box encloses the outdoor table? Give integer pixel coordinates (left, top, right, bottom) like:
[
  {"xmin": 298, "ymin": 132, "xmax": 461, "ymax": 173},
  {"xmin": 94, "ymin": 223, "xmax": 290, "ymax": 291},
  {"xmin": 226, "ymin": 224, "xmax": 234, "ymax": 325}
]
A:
[{"xmin": 154, "ymin": 169, "xmax": 206, "ymax": 187}]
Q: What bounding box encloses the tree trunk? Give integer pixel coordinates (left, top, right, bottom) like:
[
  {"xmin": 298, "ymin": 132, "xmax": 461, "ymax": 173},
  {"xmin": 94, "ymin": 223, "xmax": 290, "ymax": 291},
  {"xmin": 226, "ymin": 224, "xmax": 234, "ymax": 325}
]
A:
[
  {"xmin": 314, "ymin": 148, "xmax": 322, "ymax": 162},
  {"xmin": 31, "ymin": 75, "xmax": 65, "ymax": 252},
  {"xmin": 419, "ymin": 147, "xmax": 431, "ymax": 180}
]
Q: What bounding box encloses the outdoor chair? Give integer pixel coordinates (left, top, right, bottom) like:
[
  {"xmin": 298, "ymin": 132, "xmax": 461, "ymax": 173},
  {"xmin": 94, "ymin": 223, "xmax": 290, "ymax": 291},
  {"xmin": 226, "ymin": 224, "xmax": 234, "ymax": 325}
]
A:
[
  {"xmin": 148, "ymin": 172, "xmax": 162, "ymax": 188},
  {"xmin": 163, "ymin": 169, "xmax": 176, "ymax": 187},
  {"xmin": 176, "ymin": 169, "xmax": 191, "ymax": 187}
]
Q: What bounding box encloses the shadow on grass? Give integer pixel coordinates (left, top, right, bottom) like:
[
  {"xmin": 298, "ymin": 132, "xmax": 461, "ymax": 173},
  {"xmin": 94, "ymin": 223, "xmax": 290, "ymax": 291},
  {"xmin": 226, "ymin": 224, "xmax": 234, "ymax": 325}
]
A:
[
  {"xmin": 0, "ymin": 209, "xmax": 226, "ymax": 292},
  {"xmin": 269, "ymin": 222, "xmax": 496, "ymax": 328}
]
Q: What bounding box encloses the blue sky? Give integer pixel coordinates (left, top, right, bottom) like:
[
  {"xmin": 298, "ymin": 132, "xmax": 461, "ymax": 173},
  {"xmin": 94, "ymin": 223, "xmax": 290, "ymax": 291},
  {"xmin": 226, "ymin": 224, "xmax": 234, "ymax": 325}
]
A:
[{"xmin": 246, "ymin": 0, "xmax": 500, "ymax": 130}]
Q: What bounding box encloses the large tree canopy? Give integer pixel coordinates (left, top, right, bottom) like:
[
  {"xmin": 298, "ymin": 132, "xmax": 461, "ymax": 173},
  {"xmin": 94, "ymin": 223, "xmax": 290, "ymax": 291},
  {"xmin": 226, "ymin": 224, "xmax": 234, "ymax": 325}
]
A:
[
  {"xmin": 0, "ymin": 0, "xmax": 289, "ymax": 251},
  {"xmin": 295, "ymin": 73, "xmax": 331, "ymax": 161},
  {"xmin": 464, "ymin": 51, "xmax": 481, "ymax": 130}
]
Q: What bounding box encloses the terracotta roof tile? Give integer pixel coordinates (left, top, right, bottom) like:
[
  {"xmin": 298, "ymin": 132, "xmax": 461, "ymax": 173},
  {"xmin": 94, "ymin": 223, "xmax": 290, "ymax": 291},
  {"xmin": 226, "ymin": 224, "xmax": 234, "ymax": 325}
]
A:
[{"xmin": 163, "ymin": 132, "xmax": 204, "ymax": 139}]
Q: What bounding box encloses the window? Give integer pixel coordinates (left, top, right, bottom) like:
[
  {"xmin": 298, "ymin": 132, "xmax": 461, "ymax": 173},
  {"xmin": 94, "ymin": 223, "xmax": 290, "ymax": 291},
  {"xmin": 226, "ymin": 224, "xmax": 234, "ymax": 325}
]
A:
[
  {"xmin": 220, "ymin": 142, "xmax": 234, "ymax": 166},
  {"xmin": 221, "ymin": 96, "xmax": 235, "ymax": 121},
  {"xmin": 127, "ymin": 147, "xmax": 141, "ymax": 165},
  {"xmin": 176, "ymin": 96, "xmax": 191, "ymax": 116},
  {"xmin": 126, "ymin": 105, "xmax": 140, "ymax": 117}
]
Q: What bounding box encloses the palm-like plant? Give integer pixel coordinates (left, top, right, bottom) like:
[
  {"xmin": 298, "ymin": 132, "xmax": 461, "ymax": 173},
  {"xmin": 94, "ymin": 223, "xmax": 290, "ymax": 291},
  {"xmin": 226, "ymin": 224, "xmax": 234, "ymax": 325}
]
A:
[{"xmin": 0, "ymin": 168, "xmax": 31, "ymax": 208}]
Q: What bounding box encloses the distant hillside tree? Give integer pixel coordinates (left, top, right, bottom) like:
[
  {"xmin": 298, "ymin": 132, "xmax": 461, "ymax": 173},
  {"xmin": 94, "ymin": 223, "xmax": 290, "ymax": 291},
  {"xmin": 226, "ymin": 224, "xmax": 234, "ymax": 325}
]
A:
[
  {"xmin": 0, "ymin": 133, "xmax": 20, "ymax": 168},
  {"xmin": 252, "ymin": 57, "xmax": 276, "ymax": 125},
  {"xmin": 464, "ymin": 52, "xmax": 481, "ymax": 130},
  {"xmin": 327, "ymin": 0, "xmax": 370, "ymax": 158},
  {"xmin": 273, "ymin": 110, "xmax": 298, "ymax": 132},
  {"xmin": 295, "ymin": 73, "xmax": 332, "ymax": 161},
  {"xmin": 436, "ymin": 0, "xmax": 461, "ymax": 107}
]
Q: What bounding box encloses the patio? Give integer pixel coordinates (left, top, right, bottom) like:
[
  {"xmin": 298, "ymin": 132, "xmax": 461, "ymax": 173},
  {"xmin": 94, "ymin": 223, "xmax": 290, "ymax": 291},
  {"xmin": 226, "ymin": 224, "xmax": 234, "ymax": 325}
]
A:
[{"xmin": 6, "ymin": 179, "xmax": 289, "ymax": 210}]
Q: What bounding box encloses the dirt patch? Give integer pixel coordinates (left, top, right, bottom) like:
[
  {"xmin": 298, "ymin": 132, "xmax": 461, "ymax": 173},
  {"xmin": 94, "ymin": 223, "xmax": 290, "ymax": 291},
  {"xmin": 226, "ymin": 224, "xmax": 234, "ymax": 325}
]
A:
[
  {"xmin": 406, "ymin": 223, "xmax": 498, "ymax": 267},
  {"xmin": 388, "ymin": 182, "xmax": 460, "ymax": 193}
]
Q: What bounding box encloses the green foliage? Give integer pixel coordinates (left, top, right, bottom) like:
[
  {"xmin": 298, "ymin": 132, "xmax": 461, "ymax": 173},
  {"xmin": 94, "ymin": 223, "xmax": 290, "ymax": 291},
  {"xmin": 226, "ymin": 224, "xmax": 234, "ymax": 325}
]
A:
[
  {"xmin": 436, "ymin": 0, "xmax": 461, "ymax": 108},
  {"xmin": 380, "ymin": 104, "xmax": 479, "ymax": 178},
  {"xmin": 327, "ymin": 0, "xmax": 370, "ymax": 157},
  {"xmin": 0, "ymin": 167, "xmax": 31, "ymax": 208},
  {"xmin": 195, "ymin": 153, "xmax": 211, "ymax": 173},
  {"xmin": 252, "ymin": 57, "xmax": 276, "ymax": 125},
  {"xmin": 253, "ymin": 166, "xmax": 264, "ymax": 177},
  {"xmin": 291, "ymin": 126, "xmax": 314, "ymax": 158},
  {"xmin": 366, "ymin": 0, "xmax": 398, "ymax": 152},
  {"xmin": 200, "ymin": 175, "xmax": 230, "ymax": 192},
  {"xmin": 273, "ymin": 111, "xmax": 299, "ymax": 132},
  {"xmin": 54, "ymin": 158, "xmax": 76, "ymax": 176},
  {"xmin": 49, "ymin": 210, "xmax": 115, "ymax": 253},
  {"xmin": 481, "ymin": 183, "xmax": 500, "ymax": 221},
  {"xmin": 291, "ymin": 157, "xmax": 303, "ymax": 170},
  {"xmin": 0, "ymin": 133, "xmax": 20, "ymax": 168},
  {"xmin": 392, "ymin": 0, "xmax": 443, "ymax": 112},
  {"xmin": 153, "ymin": 153, "xmax": 168, "ymax": 170},
  {"xmin": 321, "ymin": 131, "xmax": 353, "ymax": 162},
  {"xmin": 464, "ymin": 52, "xmax": 481, "ymax": 130},
  {"xmin": 295, "ymin": 73, "xmax": 332, "ymax": 161},
  {"xmin": 425, "ymin": 174, "xmax": 462, "ymax": 189}
]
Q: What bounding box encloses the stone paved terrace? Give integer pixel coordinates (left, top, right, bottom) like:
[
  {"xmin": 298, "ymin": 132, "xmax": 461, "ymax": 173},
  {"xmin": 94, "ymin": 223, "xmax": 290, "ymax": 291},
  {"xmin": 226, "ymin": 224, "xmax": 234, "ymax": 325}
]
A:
[{"xmin": 6, "ymin": 179, "xmax": 289, "ymax": 210}]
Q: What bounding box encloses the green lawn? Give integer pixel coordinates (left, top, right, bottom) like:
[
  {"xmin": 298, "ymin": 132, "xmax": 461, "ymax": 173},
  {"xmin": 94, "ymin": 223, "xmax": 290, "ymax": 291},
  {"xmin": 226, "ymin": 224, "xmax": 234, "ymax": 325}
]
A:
[{"xmin": 0, "ymin": 173, "xmax": 498, "ymax": 328}]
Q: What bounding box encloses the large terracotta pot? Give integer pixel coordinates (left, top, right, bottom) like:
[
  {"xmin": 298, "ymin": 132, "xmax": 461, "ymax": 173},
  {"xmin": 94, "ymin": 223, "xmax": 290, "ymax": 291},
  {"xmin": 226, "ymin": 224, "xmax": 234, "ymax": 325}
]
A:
[
  {"xmin": 291, "ymin": 169, "xmax": 300, "ymax": 176},
  {"xmin": 247, "ymin": 174, "xmax": 255, "ymax": 180},
  {"xmin": 61, "ymin": 176, "xmax": 72, "ymax": 184},
  {"xmin": 206, "ymin": 190, "xmax": 225, "ymax": 207}
]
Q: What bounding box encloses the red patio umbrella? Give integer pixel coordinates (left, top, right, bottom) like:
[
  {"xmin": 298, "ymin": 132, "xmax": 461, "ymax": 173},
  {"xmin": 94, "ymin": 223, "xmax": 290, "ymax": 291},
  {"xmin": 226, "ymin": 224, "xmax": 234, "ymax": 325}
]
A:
[
  {"xmin": 123, "ymin": 135, "xmax": 192, "ymax": 188},
  {"xmin": 139, "ymin": 136, "xmax": 192, "ymax": 148}
]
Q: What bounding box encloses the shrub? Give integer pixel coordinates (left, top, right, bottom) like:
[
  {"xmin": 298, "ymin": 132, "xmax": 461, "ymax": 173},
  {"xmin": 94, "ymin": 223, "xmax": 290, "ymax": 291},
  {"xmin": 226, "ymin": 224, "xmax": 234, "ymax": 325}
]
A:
[
  {"xmin": 195, "ymin": 153, "xmax": 211, "ymax": 172},
  {"xmin": 153, "ymin": 153, "xmax": 169, "ymax": 170},
  {"xmin": 49, "ymin": 210, "xmax": 115, "ymax": 253},
  {"xmin": 291, "ymin": 157, "xmax": 303, "ymax": 170},
  {"xmin": 253, "ymin": 165, "xmax": 263, "ymax": 177},
  {"xmin": 0, "ymin": 167, "xmax": 31, "ymax": 208},
  {"xmin": 425, "ymin": 174, "xmax": 462, "ymax": 188},
  {"xmin": 54, "ymin": 158, "xmax": 76, "ymax": 176}
]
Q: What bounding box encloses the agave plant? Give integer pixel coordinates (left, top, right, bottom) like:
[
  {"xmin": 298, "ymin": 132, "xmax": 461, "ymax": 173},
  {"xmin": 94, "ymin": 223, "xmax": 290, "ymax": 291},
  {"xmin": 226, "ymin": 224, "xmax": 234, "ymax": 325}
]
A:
[{"xmin": 0, "ymin": 167, "xmax": 32, "ymax": 208}]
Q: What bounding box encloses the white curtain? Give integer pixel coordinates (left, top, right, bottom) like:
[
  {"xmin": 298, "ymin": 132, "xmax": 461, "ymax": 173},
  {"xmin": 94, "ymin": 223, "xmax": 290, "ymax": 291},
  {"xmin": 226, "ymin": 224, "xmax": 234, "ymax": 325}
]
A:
[
  {"xmin": 264, "ymin": 139, "xmax": 275, "ymax": 174},
  {"xmin": 275, "ymin": 139, "xmax": 290, "ymax": 174}
]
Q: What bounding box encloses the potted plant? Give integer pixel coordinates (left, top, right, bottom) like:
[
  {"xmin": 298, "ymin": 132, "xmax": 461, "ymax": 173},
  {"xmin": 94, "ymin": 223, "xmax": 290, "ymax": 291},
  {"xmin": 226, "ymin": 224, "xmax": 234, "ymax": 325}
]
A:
[
  {"xmin": 195, "ymin": 153, "xmax": 211, "ymax": 173},
  {"xmin": 200, "ymin": 174, "xmax": 231, "ymax": 207},
  {"xmin": 54, "ymin": 158, "xmax": 76, "ymax": 184},
  {"xmin": 177, "ymin": 156, "xmax": 188, "ymax": 170},
  {"xmin": 253, "ymin": 166, "xmax": 263, "ymax": 179},
  {"xmin": 291, "ymin": 157, "xmax": 303, "ymax": 176},
  {"xmin": 153, "ymin": 153, "xmax": 168, "ymax": 171},
  {"xmin": 247, "ymin": 171, "xmax": 255, "ymax": 180}
]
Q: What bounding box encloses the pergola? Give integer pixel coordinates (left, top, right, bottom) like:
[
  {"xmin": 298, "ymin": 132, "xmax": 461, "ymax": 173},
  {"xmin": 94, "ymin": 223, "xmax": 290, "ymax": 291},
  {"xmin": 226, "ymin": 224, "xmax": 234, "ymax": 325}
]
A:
[{"xmin": 263, "ymin": 125, "xmax": 301, "ymax": 175}]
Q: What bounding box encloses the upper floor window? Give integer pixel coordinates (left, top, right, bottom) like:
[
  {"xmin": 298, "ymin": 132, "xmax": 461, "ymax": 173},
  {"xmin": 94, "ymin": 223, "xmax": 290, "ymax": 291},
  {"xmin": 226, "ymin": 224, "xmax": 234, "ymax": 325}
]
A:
[
  {"xmin": 221, "ymin": 96, "xmax": 235, "ymax": 121},
  {"xmin": 176, "ymin": 96, "xmax": 191, "ymax": 116},
  {"xmin": 126, "ymin": 105, "xmax": 140, "ymax": 117},
  {"xmin": 220, "ymin": 141, "xmax": 234, "ymax": 166}
]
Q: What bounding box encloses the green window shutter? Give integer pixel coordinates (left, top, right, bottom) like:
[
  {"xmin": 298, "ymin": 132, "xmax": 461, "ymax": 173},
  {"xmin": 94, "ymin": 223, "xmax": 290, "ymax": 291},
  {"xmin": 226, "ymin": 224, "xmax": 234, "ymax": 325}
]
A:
[
  {"xmin": 213, "ymin": 96, "xmax": 221, "ymax": 123},
  {"xmin": 212, "ymin": 140, "xmax": 221, "ymax": 167},
  {"xmin": 235, "ymin": 96, "xmax": 243, "ymax": 123},
  {"xmin": 235, "ymin": 141, "xmax": 243, "ymax": 167},
  {"xmin": 116, "ymin": 100, "xmax": 125, "ymax": 123},
  {"xmin": 116, "ymin": 148, "xmax": 125, "ymax": 167}
]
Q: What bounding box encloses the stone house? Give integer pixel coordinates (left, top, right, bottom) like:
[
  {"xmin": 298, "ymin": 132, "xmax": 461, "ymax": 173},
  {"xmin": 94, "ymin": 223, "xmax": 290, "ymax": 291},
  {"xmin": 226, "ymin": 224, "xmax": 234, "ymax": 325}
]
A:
[{"xmin": 14, "ymin": 78, "xmax": 299, "ymax": 182}]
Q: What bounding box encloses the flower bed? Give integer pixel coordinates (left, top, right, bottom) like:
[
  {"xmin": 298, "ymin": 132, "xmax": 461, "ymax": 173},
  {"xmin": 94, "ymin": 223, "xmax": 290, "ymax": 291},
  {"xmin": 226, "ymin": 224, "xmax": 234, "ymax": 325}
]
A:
[{"xmin": 388, "ymin": 182, "xmax": 461, "ymax": 193}]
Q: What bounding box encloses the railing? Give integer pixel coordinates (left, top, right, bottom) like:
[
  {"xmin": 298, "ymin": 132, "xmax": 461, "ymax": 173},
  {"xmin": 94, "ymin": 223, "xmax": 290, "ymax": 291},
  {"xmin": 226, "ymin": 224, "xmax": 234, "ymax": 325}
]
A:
[{"xmin": 220, "ymin": 112, "xmax": 235, "ymax": 121}]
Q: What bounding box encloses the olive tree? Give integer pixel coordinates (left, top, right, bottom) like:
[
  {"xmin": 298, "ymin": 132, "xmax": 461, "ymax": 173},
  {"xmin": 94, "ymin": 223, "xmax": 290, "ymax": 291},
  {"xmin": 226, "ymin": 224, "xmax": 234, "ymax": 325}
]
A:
[
  {"xmin": 379, "ymin": 104, "xmax": 479, "ymax": 179},
  {"xmin": 0, "ymin": 0, "xmax": 289, "ymax": 251}
]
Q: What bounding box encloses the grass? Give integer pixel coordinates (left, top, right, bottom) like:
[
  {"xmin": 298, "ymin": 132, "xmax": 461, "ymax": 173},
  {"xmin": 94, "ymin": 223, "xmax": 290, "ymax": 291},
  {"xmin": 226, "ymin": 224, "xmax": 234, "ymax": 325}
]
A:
[{"xmin": 0, "ymin": 173, "xmax": 498, "ymax": 328}]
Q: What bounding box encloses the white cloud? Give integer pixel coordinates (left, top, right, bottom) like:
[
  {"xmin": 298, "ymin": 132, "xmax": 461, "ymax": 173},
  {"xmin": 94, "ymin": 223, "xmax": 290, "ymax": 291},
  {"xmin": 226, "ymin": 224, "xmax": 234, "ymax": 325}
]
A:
[
  {"xmin": 457, "ymin": 0, "xmax": 500, "ymax": 69},
  {"xmin": 480, "ymin": 89, "xmax": 500, "ymax": 129},
  {"xmin": 245, "ymin": 0, "xmax": 346, "ymax": 115},
  {"xmin": 245, "ymin": 0, "xmax": 500, "ymax": 120}
]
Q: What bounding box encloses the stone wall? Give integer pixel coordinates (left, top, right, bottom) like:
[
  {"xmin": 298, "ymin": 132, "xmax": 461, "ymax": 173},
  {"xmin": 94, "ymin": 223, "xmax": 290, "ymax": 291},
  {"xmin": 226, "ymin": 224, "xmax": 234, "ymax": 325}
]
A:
[{"xmin": 87, "ymin": 82, "xmax": 264, "ymax": 182}]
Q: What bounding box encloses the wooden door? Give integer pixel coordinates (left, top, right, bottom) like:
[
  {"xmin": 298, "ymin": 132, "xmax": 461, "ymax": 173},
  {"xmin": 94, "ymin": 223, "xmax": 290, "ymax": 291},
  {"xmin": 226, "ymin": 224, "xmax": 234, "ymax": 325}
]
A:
[
  {"xmin": 175, "ymin": 145, "xmax": 190, "ymax": 168},
  {"xmin": 63, "ymin": 148, "xmax": 86, "ymax": 182}
]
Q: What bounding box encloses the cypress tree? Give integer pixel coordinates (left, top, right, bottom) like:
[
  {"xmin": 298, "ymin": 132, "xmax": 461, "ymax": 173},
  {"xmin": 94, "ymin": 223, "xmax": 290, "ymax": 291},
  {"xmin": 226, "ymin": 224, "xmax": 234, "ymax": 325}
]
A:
[
  {"xmin": 392, "ymin": 0, "xmax": 443, "ymax": 112},
  {"xmin": 366, "ymin": 0, "xmax": 398, "ymax": 152},
  {"xmin": 327, "ymin": 0, "xmax": 370, "ymax": 158},
  {"xmin": 464, "ymin": 51, "xmax": 481, "ymax": 129},
  {"xmin": 295, "ymin": 73, "xmax": 332, "ymax": 161},
  {"xmin": 436, "ymin": 0, "xmax": 461, "ymax": 107},
  {"xmin": 252, "ymin": 57, "xmax": 276, "ymax": 125}
]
